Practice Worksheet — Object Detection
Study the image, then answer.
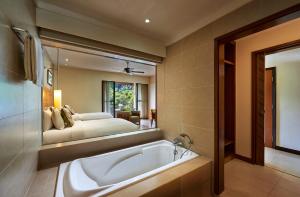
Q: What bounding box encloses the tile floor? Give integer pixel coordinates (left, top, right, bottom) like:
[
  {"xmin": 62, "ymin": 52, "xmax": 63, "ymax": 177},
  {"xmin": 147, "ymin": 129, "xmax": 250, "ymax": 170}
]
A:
[
  {"xmin": 26, "ymin": 167, "xmax": 58, "ymax": 197},
  {"xmin": 265, "ymin": 147, "xmax": 300, "ymax": 177},
  {"xmin": 220, "ymin": 159, "xmax": 300, "ymax": 197},
  {"xmin": 140, "ymin": 119, "xmax": 156, "ymax": 129},
  {"xmin": 26, "ymin": 159, "xmax": 300, "ymax": 197}
]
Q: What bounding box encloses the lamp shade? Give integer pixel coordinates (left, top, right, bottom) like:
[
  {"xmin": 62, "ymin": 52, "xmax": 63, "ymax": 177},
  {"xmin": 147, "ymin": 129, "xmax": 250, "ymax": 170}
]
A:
[{"xmin": 54, "ymin": 90, "xmax": 62, "ymax": 108}]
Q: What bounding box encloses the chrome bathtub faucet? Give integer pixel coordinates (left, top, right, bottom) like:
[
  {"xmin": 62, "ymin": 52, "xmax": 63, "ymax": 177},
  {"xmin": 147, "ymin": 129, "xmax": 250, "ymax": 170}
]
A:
[
  {"xmin": 172, "ymin": 133, "xmax": 193, "ymax": 148},
  {"xmin": 172, "ymin": 133, "xmax": 193, "ymax": 161},
  {"xmin": 179, "ymin": 133, "xmax": 193, "ymax": 146},
  {"xmin": 173, "ymin": 137, "xmax": 185, "ymax": 147}
]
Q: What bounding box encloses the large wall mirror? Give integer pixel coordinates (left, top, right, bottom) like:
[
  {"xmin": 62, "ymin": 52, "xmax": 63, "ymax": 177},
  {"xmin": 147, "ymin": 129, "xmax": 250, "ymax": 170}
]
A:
[{"xmin": 41, "ymin": 40, "xmax": 157, "ymax": 145}]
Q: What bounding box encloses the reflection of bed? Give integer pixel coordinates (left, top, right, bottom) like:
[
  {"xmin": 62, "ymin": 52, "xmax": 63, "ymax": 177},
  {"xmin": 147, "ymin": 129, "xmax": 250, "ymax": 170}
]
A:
[
  {"xmin": 72, "ymin": 112, "xmax": 113, "ymax": 121},
  {"xmin": 43, "ymin": 118, "xmax": 139, "ymax": 145}
]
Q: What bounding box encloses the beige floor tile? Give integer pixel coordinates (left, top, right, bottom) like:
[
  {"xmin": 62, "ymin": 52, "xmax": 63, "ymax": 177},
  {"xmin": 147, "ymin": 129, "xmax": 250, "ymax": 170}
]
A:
[
  {"xmin": 268, "ymin": 186, "xmax": 300, "ymax": 197},
  {"xmin": 225, "ymin": 159, "xmax": 282, "ymax": 186},
  {"xmin": 221, "ymin": 188, "xmax": 268, "ymax": 197},
  {"xmin": 276, "ymin": 174, "xmax": 300, "ymax": 195},
  {"xmin": 26, "ymin": 167, "xmax": 58, "ymax": 197},
  {"xmin": 224, "ymin": 174, "xmax": 272, "ymax": 196},
  {"xmin": 221, "ymin": 159, "xmax": 300, "ymax": 197}
]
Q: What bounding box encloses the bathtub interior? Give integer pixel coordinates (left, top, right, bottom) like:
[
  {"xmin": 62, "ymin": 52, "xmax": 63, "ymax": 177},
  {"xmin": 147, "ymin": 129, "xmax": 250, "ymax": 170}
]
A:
[
  {"xmin": 59, "ymin": 140, "xmax": 198, "ymax": 197},
  {"xmin": 80, "ymin": 144, "xmax": 185, "ymax": 187}
]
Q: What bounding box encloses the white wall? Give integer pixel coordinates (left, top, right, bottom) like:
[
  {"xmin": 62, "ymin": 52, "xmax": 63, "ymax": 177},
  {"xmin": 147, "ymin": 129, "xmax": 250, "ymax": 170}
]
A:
[
  {"xmin": 265, "ymin": 60, "xmax": 300, "ymax": 151},
  {"xmin": 235, "ymin": 18, "xmax": 300, "ymax": 158}
]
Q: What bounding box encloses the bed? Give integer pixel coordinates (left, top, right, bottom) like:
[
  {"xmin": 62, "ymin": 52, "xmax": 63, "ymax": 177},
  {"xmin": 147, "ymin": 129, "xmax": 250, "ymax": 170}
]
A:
[
  {"xmin": 43, "ymin": 118, "xmax": 139, "ymax": 145},
  {"xmin": 71, "ymin": 112, "xmax": 113, "ymax": 121}
]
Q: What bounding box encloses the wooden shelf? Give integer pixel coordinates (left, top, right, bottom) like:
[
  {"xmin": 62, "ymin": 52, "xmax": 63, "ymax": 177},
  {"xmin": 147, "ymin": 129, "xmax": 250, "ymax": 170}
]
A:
[
  {"xmin": 224, "ymin": 60, "xmax": 235, "ymax": 65},
  {"xmin": 225, "ymin": 138, "xmax": 234, "ymax": 146},
  {"xmin": 222, "ymin": 42, "xmax": 236, "ymax": 166}
]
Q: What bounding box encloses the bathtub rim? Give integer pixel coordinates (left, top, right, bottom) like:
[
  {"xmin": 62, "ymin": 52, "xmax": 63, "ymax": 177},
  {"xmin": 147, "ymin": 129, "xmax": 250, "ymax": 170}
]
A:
[{"xmin": 55, "ymin": 140, "xmax": 199, "ymax": 197}]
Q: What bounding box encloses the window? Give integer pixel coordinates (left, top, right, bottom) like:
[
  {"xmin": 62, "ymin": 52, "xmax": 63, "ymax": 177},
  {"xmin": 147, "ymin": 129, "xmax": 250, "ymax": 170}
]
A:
[
  {"xmin": 115, "ymin": 82, "xmax": 134, "ymax": 112},
  {"xmin": 102, "ymin": 81, "xmax": 134, "ymax": 116}
]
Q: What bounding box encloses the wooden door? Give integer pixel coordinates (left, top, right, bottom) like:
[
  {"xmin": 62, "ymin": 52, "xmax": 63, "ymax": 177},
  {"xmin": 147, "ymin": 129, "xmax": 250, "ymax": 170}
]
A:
[{"xmin": 264, "ymin": 69, "xmax": 273, "ymax": 148}]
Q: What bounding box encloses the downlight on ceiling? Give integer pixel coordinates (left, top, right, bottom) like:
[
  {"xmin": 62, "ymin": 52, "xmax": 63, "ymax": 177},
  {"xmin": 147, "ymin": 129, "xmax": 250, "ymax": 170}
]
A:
[
  {"xmin": 65, "ymin": 58, "xmax": 69, "ymax": 62},
  {"xmin": 145, "ymin": 18, "xmax": 150, "ymax": 23}
]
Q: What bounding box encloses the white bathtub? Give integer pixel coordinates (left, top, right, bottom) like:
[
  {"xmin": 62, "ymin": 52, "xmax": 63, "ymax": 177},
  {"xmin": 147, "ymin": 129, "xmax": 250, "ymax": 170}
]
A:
[{"xmin": 55, "ymin": 140, "xmax": 198, "ymax": 197}]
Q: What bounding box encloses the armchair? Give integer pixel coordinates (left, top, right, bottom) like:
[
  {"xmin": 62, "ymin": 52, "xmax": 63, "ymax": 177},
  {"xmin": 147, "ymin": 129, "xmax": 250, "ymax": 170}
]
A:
[{"xmin": 129, "ymin": 110, "xmax": 141, "ymax": 125}]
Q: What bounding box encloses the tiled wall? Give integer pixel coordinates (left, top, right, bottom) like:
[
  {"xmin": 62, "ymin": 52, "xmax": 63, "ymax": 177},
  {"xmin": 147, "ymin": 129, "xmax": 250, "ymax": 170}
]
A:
[
  {"xmin": 157, "ymin": 0, "xmax": 300, "ymax": 160},
  {"xmin": 0, "ymin": 0, "xmax": 42, "ymax": 196},
  {"xmin": 157, "ymin": 27, "xmax": 215, "ymax": 158}
]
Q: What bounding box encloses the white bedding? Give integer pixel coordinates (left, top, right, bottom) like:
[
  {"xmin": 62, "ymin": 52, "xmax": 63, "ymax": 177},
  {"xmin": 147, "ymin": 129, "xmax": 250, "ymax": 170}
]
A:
[
  {"xmin": 72, "ymin": 112, "xmax": 113, "ymax": 121},
  {"xmin": 43, "ymin": 118, "xmax": 139, "ymax": 145}
]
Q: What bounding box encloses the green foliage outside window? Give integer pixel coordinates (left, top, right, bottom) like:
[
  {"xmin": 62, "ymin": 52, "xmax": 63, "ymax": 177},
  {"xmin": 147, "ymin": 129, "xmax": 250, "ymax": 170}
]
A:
[{"xmin": 115, "ymin": 83, "xmax": 134, "ymax": 111}]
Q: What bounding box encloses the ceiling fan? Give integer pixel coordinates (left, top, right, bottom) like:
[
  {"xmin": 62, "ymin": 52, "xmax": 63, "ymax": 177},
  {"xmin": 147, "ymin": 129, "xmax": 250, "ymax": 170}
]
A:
[{"xmin": 123, "ymin": 61, "xmax": 144, "ymax": 75}]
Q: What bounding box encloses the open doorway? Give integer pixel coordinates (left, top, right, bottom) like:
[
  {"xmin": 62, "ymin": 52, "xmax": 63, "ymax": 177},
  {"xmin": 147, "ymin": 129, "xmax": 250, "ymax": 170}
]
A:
[
  {"xmin": 215, "ymin": 4, "xmax": 300, "ymax": 194},
  {"xmin": 253, "ymin": 43, "xmax": 300, "ymax": 177}
]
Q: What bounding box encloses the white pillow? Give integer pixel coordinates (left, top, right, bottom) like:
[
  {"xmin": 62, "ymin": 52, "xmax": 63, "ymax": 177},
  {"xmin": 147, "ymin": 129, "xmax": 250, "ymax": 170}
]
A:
[
  {"xmin": 71, "ymin": 113, "xmax": 80, "ymax": 121},
  {"xmin": 43, "ymin": 108, "xmax": 53, "ymax": 131},
  {"xmin": 51, "ymin": 108, "xmax": 65, "ymax": 130},
  {"xmin": 72, "ymin": 112, "xmax": 113, "ymax": 121}
]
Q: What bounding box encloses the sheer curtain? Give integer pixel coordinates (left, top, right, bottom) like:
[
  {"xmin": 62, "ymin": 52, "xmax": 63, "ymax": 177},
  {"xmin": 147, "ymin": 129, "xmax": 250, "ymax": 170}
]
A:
[
  {"xmin": 136, "ymin": 83, "xmax": 148, "ymax": 119},
  {"xmin": 102, "ymin": 81, "xmax": 115, "ymax": 117}
]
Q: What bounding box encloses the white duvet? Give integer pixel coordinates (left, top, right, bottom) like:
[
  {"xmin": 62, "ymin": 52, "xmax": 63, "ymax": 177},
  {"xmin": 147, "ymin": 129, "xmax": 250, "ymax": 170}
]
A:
[{"xmin": 43, "ymin": 118, "xmax": 139, "ymax": 145}]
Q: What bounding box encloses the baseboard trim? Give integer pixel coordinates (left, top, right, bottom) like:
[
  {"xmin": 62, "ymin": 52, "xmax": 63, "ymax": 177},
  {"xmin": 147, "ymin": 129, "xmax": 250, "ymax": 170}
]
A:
[
  {"xmin": 234, "ymin": 154, "xmax": 253, "ymax": 163},
  {"xmin": 275, "ymin": 146, "xmax": 300, "ymax": 156}
]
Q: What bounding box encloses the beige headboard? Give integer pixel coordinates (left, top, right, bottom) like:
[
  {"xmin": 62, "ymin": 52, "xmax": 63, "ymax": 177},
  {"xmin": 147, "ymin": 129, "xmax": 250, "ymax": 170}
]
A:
[{"xmin": 42, "ymin": 87, "xmax": 53, "ymax": 109}]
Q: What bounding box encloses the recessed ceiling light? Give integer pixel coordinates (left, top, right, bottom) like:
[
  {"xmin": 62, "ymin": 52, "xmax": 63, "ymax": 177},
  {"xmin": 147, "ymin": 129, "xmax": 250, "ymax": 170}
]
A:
[
  {"xmin": 145, "ymin": 18, "xmax": 150, "ymax": 23},
  {"xmin": 65, "ymin": 58, "xmax": 69, "ymax": 62}
]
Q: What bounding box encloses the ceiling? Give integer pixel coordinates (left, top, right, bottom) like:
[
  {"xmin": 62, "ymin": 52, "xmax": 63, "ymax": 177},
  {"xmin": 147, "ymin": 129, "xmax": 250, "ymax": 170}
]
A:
[
  {"xmin": 44, "ymin": 45, "xmax": 156, "ymax": 76},
  {"xmin": 266, "ymin": 47, "xmax": 300, "ymax": 67},
  {"xmin": 37, "ymin": 0, "xmax": 251, "ymax": 45}
]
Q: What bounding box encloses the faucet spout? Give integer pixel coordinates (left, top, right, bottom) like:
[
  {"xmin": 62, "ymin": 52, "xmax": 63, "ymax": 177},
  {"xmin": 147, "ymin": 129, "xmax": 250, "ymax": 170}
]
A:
[
  {"xmin": 179, "ymin": 133, "xmax": 193, "ymax": 145},
  {"xmin": 172, "ymin": 137, "xmax": 184, "ymax": 147}
]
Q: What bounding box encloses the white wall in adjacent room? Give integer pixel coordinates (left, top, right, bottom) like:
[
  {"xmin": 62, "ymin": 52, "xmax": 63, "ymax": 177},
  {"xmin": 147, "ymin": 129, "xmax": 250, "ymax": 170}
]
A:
[{"xmin": 266, "ymin": 57, "xmax": 300, "ymax": 151}]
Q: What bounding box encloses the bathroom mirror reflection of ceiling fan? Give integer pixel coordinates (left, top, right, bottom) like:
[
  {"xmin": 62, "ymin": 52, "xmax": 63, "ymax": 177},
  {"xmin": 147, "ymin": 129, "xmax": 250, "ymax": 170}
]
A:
[
  {"xmin": 123, "ymin": 61, "xmax": 145, "ymax": 75},
  {"xmin": 42, "ymin": 41, "xmax": 156, "ymax": 77}
]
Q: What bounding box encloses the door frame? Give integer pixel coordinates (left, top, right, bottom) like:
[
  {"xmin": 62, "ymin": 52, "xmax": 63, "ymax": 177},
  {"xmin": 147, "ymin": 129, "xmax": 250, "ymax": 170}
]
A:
[
  {"xmin": 214, "ymin": 4, "xmax": 300, "ymax": 194},
  {"xmin": 265, "ymin": 67, "xmax": 276, "ymax": 149},
  {"xmin": 252, "ymin": 39, "xmax": 300, "ymax": 165}
]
